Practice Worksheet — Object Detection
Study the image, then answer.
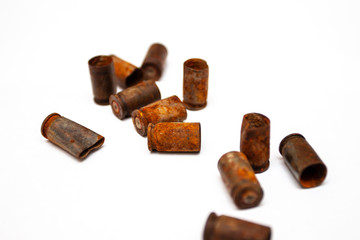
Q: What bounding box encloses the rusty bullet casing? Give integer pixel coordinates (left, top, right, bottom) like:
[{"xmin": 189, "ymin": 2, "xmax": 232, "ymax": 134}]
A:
[
  {"xmin": 131, "ymin": 95, "xmax": 187, "ymax": 137},
  {"xmin": 183, "ymin": 58, "xmax": 209, "ymax": 110},
  {"xmin": 41, "ymin": 113, "xmax": 105, "ymax": 159},
  {"xmin": 141, "ymin": 43, "xmax": 168, "ymax": 81},
  {"xmin": 148, "ymin": 122, "xmax": 201, "ymax": 153},
  {"xmin": 110, "ymin": 54, "xmax": 143, "ymax": 89},
  {"xmin": 109, "ymin": 80, "xmax": 161, "ymax": 120},
  {"xmin": 279, "ymin": 133, "xmax": 327, "ymax": 188},
  {"xmin": 240, "ymin": 113, "xmax": 270, "ymax": 173},
  {"xmin": 218, "ymin": 151, "xmax": 264, "ymax": 209},
  {"xmin": 88, "ymin": 55, "xmax": 116, "ymax": 105},
  {"xmin": 204, "ymin": 212, "xmax": 271, "ymax": 240}
]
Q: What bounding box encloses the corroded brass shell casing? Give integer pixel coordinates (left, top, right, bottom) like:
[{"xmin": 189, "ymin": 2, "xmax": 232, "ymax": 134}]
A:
[
  {"xmin": 88, "ymin": 55, "xmax": 116, "ymax": 105},
  {"xmin": 240, "ymin": 113, "xmax": 270, "ymax": 173},
  {"xmin": 131, "ymin": 95, "xmax": 187, "ymax": 137},
  {"xmin": 148, "ymin": 122, "xmax": 200, "ymax": 152},
  {"xmin": 218, "ymin": 151, "xmax": 264, "ymax": 209},
  {"xmin": 204, "ymin": 212, "xmax": 271, "ymax": 240},
  {"xmin": 141, "ymin": 43, "xmax": 168, "ymax": 81},
  {"xmin": 183, "ymin": 58, "xmax": 209, "ymax": 110},
  {"xmin": 41, "ymin": 113, "xmax": 104, "ymax": 159},
  {"xmin": 110, "ymin": 54, "xmax": 143, "ymax": 88},
  {"xmin": 279, "ymin": 133, "xmax": 327, "ymax": 188},
  {"xmin": 109, "ymin": 80, "xmax": 161, "ymax": 120}
]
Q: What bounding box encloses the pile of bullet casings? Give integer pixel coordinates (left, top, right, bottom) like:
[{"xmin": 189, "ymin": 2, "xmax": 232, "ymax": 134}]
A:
[{"xmin": 41, "ymin": 43, "xmax": 328, "ymax": 240}]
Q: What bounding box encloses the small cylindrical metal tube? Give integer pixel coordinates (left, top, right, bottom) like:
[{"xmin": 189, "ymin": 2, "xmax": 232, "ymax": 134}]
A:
[
  {"xmin": 109, "ymin": 80, "xmax": 161, "ymax": 120},
  {"xmin": 240, "ymin": 113, "xmax": 270, "ymax": 173},
  {"xmin": 218, "ymin": 151, "xmax": 264, "ymax": 209},
  {"xmin": 141, "ymin": 43, "xmax": 168, "ymax": 81},
  {"xmin": 183, "ymin": 58, "xmax": 209, "ymax": 110},
  {"xmin": 88, "ymin": 55, "xmax": 116, "ymax": 105},
  {"xmin": 41, "ymin": 113, "xmax": 105, "ymax": 159},
  {"xmin": 110, "ymin": 54, "xmax": 143, "ymax": 89},
  {"xmin": 279, "ymin": 133, "xmax": 327, "ymax": 188},
  {"xmin": 131, "ymin": 95, "xmax": 187, "ymax": 137},
  {"xmin": 147, "ymin": 122, "xmax": 201, "ymax": 152},
  {"xmin": 203, "ymin": 212, "xmax": 271, "ymax": 240}
]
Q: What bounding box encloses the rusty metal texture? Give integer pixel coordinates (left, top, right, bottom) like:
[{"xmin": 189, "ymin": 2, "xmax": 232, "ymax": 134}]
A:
[
  {"xmin": 279, "ymin": 133, "xmax": 327, "ymax": 188},
  {"xmin": 141, "ymin": 43, "xmax": 168, "ymax": 81},
  {"xmin": 110, "ymin": 54, "xmax": 143, "ymax": 89},
  {"xmin": 203, "ymin": 212, "xmax": 271, "ymax": 240},
  {"xmin": 240, "ymin": 113, "xmax": 270, "ymax": 173},
  {"xmin": 183, "ymin": 58, "xmax": 209, "ymax": 110},
  {"xmin": 88, "ymin": 55, "xmax": 116, "ymax": 105},
  {"xmin": 41, "ymin": 113, "xmax": 105, "ymax": 160},
  {"xmin": 109, "ymin": 80, "xmax": 161, "ymax": 120},
  {"xmin": 147, "ymin": 122, "xmax": 201, "ymax": 152},
  {"xmin": 218, "ymin": 151, "xmax": 263, "ymax": 209},
  {"xmin": 131, "ymin": 95, "xmax": 187, "ymax": 137}
]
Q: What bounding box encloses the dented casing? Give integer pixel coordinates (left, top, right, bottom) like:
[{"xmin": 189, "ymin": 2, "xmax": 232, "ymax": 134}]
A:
[
  {"xmin": 41, "ymin": 113, "xmax": 104, "ymax": 159},
  {"xmin": 218, "ymin": 151, "xmax": 263, "ymax": 209},
  {"xmin": 131, "ymin": 95, "xmax": 187, "ymax": 137},
  {"xmin": 148, "ymin": 122, "xmax": 201, "ymax": 152},
  {"xmin": 109, "ymin": 80, "xmax": 161, "ymax": 120}
]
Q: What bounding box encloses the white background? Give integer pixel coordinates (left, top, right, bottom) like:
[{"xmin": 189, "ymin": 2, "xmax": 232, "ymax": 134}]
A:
[{"xmin": 1, "ymin": 0, "xmax": 359, "ymax": 239}]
